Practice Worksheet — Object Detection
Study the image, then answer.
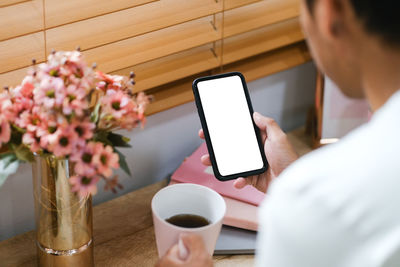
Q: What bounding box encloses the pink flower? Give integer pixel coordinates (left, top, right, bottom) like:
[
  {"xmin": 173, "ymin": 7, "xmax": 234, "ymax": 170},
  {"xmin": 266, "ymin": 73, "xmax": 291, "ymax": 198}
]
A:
[
  {"xmin": 135, "ymin": 92, "xmax": 150, "ymax": 116},
  {"xmin": 62, "ymin": 84, "xmax": 89, "ymax": 116},
  {"xmin": 44, "ymin": 51, "xmax": 85, "ymax": 75},
  {"xmin": 45, "ymin": 51, "xmax": 93, "ymax": 88},
  {"xmin": 15, "ymin": 106, "xmax": 42, "ymax": 132},
  {"xmin": 48, "ymin": 125, "xmax": 79, "ymax": 157},
  {"xmin": 69, "ymin": 174, "xmax": 100, "ymax": 198},
  {"xmin": 101, "ymin": 90, "xmax": 134, "ymax": 119},
  {"xmin": 97, "ymin": 90, "xmax": 150, "ymax": 130},
  {"xmin": 59, "ymin": 62, "xmax": 82, "ymax": 79},
  {"xmin": 19, "ymin": 76, "xmax": 35, "ymax": 98},
  {"xmin": 12, "ymin": 95, "xmax": 33, "ymax": 115},
  {"xmin": 96, "ymin": 72, "xmax": 123, "ymax": 92},
  {"xmin": 0, "ymin": 51, "xmax": 148, "ymax": 197},
  {"xmin": 37, "ymin": 116, "xmax": 59, "ymax": 149},
  {"xmin": 9, "ymin": 76, "xmax": 34, "ymax": 114},
  {"xmin": 119, "ymin": 113, "xmax": 141, "ymax": 130},
  {"xmin": 34, "ymin": 76, "xmax": 65, "ymax": 109},
  {"xmin": 71, "ymin": 119, "xmax": 95, "ymax": 141},
  {"xmin": 104, "ymin": 175, "xmax": 123, "ymax": 193},
  {"xmin": 0, "ymin": 93, "xmax": 15, "ymax": 121},
  {"xmin": 70, "ymin": 142, "xmax": 98, "ymax": 176},
  {"xmin": 0, "ymin": 119, "xmax": 11, "ymax": 146},
  {"xmin": 131, "ymin": 92, "xmax": 150, "ymax": 129},
  {"xmin": 22, "ymin": 132, "xmax": 41, "ymax": 152},
  {"xmin": 92, "ymin": 144, "xmax": 119, "ymax": 178}
]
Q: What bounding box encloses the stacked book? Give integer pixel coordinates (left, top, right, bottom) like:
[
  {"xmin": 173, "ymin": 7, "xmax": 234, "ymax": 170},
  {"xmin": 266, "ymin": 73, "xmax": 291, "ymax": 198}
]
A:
[{"xmin": 171, "ymin": 142, "xmax": 265, "ymax": 232}]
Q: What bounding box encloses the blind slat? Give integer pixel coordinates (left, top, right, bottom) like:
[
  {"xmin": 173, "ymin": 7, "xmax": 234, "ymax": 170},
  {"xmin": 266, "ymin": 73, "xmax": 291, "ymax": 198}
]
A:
[
  {"xmin": 223, "ymin": 18, "xmax": 303, "ymax": 64},
  {"xmin": 0, "ymin": 0, "xmax": 43, "ymax": 41},
  {"xmin": 145, "ymin": 42, "xmax": 310, "ymax": 115},
  {"xmin": 83, "ymin": 16, "xmax": 221, "ymax": 73},
  {"xmin": 0, "ymin": 67, "xmax": 29, "ymax": 88},
  {"xmin": 145, "ymin": 76, "xmax": 197, "ymax": 116},
  {"xmin": 224, "ymin": 0, "xmax": 299, "ymax": 38},
  {"xmin": 112, "ymin": 44, "xmax": 220, "ymax": 92},
  {"xmin": 224, "ymin": 42, "xmax": 310, "ymax": 81},
  {"xmin": 225, "ymin": 0, "xmax": 262, "ymax": 10},
  {"xmin": 45, "ymin": 0, "xmax": 157, "ymax": 28},
  {"xmin": 0, "ymin": 0, "xmax": 29, "ymax": 8},
  {"xmin": 0, "ymin": 32, "xmax": 44, "ymax": 74},
  {"xmin": 0, "ymin": 0, "xmax": 309, "ymax": 116},
  {"xmin": 46, "ymin": 0, "xmax": 222, "ymax": 53}
]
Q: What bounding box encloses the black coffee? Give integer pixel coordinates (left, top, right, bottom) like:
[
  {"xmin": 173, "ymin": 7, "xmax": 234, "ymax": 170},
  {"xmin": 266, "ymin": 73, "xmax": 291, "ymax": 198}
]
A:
[{"xmin": 166, "ymin": 214, "xmax": 210, "ymax": 228}]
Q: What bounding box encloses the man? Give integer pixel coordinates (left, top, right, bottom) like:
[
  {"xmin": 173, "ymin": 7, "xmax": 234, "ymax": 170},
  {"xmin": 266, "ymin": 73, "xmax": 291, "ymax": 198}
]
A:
[{"xmin": 157, "ymin": 0, "xmax": 400, "ymax": 266}]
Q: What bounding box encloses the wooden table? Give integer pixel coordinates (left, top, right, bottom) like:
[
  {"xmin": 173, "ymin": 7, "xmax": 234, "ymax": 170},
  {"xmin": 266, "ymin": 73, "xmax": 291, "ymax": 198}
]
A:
[{"xmin": 0, "ymin": 128, "xmax": 312, "ymax": 267}]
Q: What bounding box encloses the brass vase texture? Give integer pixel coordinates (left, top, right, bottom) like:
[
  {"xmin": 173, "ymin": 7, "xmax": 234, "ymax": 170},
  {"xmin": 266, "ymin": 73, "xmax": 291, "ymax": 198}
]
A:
[{"xmin": 32, "ymin": 155, "xmax": 94, "ymax": 267}]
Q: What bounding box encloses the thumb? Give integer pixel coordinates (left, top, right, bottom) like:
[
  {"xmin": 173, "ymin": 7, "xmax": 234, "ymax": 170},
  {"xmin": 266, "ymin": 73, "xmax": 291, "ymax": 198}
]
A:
[
  {"xmin": 180, "ymin": 233, "xmax": 207, "ymax": 253},
  {"xmin": 253, "ymin": 112, "xmax": 283, "ymax": 140}
]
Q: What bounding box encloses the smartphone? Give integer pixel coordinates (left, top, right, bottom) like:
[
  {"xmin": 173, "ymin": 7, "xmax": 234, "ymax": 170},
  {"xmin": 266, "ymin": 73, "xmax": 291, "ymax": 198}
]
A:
[{"xmin": 192, "ymin": 72, "xmax": 268, "ymax": 181}]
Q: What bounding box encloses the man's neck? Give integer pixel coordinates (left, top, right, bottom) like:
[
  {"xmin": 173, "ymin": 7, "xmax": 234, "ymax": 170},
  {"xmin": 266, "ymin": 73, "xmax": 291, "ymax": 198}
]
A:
[{"xmin": 361, "ymin": 43, "xmax": 400, "ymax": 112}]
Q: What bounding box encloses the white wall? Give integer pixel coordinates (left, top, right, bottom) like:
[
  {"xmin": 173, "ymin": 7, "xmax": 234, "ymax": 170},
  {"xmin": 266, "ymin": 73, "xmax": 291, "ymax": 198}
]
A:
[{"xmin": 0, "ymin": 62, "xmax": 316, "ymax": 240}]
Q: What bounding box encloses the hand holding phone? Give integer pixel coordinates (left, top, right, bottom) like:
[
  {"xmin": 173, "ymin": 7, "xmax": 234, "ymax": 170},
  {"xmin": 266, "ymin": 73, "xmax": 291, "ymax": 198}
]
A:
[
  {"xmin": 199, "ymin": 112, "xmax": 299, "ymax": 193},
  {"xmin": 192, "ymin": 72, "xmax": 268, "ymax": 181}
]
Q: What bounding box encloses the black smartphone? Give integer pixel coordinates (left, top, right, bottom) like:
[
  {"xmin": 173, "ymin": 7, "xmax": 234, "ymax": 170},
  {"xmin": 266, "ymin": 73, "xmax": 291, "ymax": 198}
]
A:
[{"xmin": 192, "ymin": 72, "xmax": 268, "ymax": 181}]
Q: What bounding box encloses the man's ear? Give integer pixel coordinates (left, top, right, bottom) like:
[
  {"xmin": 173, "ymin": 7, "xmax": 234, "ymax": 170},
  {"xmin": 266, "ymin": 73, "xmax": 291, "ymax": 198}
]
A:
[{"xmin": 315, "ymin": 0, "xmax": 346, "ymax": 42}]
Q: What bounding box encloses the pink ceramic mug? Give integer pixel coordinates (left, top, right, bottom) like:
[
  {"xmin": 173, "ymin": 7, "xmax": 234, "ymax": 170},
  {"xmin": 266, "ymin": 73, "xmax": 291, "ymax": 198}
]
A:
[{"xmin": 151, "ymin": 183, "xmax": 226, "ymax": 258}]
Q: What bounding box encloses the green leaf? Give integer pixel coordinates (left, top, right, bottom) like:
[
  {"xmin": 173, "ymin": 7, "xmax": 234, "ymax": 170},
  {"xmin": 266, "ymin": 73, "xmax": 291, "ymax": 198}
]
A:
[
  {"xmin": 114, "ymin": 148, "xmax": 131, "ymax": 177},
  {"xmin": 14, "ymin": 145, "xmax": 34, "ymax": 162},
  {"xmin": 90, "ymin": 103, "xmax": 101, "ymax": 124},
  {"xmin": 1, "ymin": 153, "xmax": 17, "ymax": 168},
  {"xmin": 93, "ymin": 131, "xmax": 132, "ymax": 148},
  {"xmin": 0, "ymin": 153, "xmax": 17, "ymax": 165},
  {"xmin": 93, "ymin": 130, "xmax": 112, "ymax": 146},
  {"xmin": 107, "ymin": 132, "xmax": 131, "ymax": 148},
  {"xmin": 9, "ymin": 128, "xmax": 23, "ymax": 146},
  {"xmin": 0, "ymin": 154, "xmax": 19, "ymax": 187},
  {"xmin": 11, "ymin": 124, "xmax": 26, "ymax": 134},
  {"xmin": 0, "ymin": 153, "xmax": 11, "ymax": 159}
]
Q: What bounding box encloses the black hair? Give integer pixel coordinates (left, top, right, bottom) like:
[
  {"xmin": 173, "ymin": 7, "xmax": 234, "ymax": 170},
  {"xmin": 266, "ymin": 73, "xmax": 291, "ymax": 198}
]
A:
[{"xmin": 306, "ymin": 0, "xmax": 400, "ymax": 46}]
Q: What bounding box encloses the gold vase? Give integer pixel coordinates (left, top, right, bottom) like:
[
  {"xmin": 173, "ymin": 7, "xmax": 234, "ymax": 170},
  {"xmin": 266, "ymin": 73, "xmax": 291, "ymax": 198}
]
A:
[{"xmin": 32, "ymin": 155, "xmax": 94, "ymax": 267}]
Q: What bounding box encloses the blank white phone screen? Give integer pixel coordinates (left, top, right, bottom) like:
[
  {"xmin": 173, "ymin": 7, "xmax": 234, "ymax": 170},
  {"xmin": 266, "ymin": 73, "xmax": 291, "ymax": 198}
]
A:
[{"xmin": 197, "ymin": 75, "xmax": 264, "ymax": 176}]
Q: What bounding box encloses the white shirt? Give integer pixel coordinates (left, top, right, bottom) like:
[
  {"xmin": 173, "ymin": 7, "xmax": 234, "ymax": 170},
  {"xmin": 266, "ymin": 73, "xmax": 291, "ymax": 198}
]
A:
[{"xmin": 256, "ymin": 90, "xmax": 400, "ymax": 267}]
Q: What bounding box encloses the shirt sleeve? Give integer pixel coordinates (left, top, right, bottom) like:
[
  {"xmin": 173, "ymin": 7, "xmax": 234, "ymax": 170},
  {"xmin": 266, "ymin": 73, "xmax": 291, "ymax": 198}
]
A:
[{"xmin": 255, "ymin": 182, "xmax": 356, "ymax": 267}]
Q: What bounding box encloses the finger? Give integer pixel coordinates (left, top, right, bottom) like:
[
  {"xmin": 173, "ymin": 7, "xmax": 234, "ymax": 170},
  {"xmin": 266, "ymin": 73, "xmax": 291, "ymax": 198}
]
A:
[
  {"xmin": 167, "ymin": 245, "xmax": 181, "ymax": 260},
  {"xmin": 233, "ymin": 177, "xmax": 248, "ymax": 189},
  {"xmin": 156, "ymin": 245, "xmax": 182, "ymax": 266},
  {"xmin": 200, "ymin": 155, "xmax": 212, "ymax": 166},
  {"xmin": 198, "ymin": 129, "xmax": 205, "ymax": 139},
  {"xmin": 180, "ymin": 233, "xmax": 207, "ymax": 253},
  {"xmin": 178, "ymin": 237, "xmax": 189, "ymax": 260},
  {"xmin": 259, "ymin": 128, "xmax": 267, "ymax": 143},
  {"xmin": 253, "ymin": 112, "xmax": 283, "ymax": 140}
]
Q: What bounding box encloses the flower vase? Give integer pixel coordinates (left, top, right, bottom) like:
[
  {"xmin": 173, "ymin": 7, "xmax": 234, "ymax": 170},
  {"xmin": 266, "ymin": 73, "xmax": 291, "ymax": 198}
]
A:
[{"xmin": 32, "ymin": 155, "xmax": 94, "ymax": 267}]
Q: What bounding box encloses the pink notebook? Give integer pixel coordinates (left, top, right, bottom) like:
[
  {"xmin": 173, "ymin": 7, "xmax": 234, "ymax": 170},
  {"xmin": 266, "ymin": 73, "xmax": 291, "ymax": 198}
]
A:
[{"xmin": 171, "ymin": 142, "xmax": 265, "ymax": 206}]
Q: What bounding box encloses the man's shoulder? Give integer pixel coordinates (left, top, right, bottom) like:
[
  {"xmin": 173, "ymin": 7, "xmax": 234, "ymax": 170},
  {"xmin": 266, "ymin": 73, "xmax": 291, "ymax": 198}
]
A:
[
  {"xmin": 257, "ymin": 116, "xmax": 400, "ymax": 266},
  {"xmin": 271, "ymin": 124, "xmax": 372, "ymax": 195},
  {"xmin": 261, "ymin": 102, "xmax": 400, "ymax": 255},
  {"xmin": 274, "ymin": 100, "xmax": 400, "ymax": 197}
]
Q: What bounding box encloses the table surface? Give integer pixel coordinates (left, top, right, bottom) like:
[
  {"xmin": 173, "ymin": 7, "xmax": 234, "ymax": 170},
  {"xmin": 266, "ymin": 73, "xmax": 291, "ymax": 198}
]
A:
[{"xmin": 0, "ymin": 128, "xmax": 312, "ymax": 267}]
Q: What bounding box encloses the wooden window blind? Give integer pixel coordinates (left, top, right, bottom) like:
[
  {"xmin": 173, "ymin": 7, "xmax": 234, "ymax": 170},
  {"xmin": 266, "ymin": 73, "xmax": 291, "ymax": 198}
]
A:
[{"xmin": 0, "ymin": 0, "xmax": 310, "ymax": 115}]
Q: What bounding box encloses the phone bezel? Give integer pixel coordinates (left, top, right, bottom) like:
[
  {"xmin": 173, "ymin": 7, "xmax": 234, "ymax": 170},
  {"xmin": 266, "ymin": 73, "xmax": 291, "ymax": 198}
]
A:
[{"xmin": 192, "ymin": 71, "xmax": 268, "ymax": 181}]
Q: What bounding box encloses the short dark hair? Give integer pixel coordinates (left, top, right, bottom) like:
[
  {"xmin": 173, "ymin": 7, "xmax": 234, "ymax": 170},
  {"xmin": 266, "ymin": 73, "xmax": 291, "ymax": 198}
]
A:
[{"xmin": 306, "ymin": 0, "xmax": 400, "ymax": 46}]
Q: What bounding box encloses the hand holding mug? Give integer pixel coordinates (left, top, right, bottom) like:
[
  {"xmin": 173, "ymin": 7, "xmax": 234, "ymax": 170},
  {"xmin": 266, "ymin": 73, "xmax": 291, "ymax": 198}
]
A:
[
  {"xmin": 156, "ymin": 234, "xmax": 213, "ymax": 267},
  {"xmin": 152, "ymin": 184, "xmax": 226, "ymax": 258}
]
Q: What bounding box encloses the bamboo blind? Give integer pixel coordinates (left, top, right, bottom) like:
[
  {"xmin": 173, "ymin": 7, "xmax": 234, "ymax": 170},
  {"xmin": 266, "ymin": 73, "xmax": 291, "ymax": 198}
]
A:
[{"xmin": 0, "ymin": 0, "xmax": 310, "ymax": 115}]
